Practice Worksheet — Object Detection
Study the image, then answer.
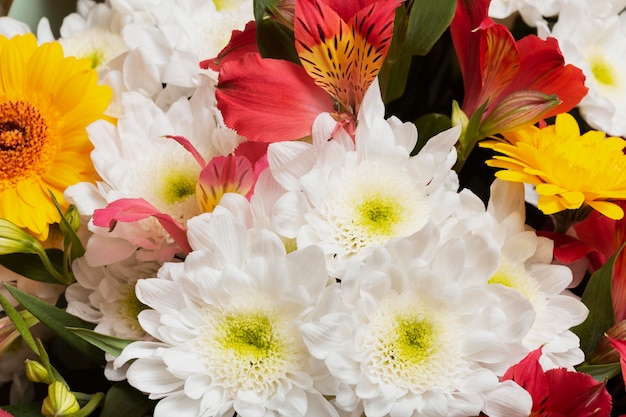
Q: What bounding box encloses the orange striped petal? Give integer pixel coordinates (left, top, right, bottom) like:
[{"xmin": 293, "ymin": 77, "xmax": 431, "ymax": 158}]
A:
[
  {"xmin": 196, "ymin": 155, "xmax": 255, "ymax": 213},
  {"xmin": 294, "ymin": 0, "xmax": 399, "ymax": 112}
]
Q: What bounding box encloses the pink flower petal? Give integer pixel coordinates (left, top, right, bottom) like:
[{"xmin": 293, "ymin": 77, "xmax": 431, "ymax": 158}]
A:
[{"xmin": 92, "ymin": 198, "xmax": 192, "ymax": 254}]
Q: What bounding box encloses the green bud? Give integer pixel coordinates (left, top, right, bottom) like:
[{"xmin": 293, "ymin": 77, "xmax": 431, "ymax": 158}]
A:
[
  {"xmin": 0, "ymin": 218, "xmax": 42, "ymax": 255},
  {"xmin": 62, "ymin": 205, "xmax": 81, "ymax": 234},
  {"xmin": 25, "ymin": 360, "xmax": 53, "ymax": 384},
  {"xmin": 41, "ymin": 381, "xmax": 80, "ymax": 417}
]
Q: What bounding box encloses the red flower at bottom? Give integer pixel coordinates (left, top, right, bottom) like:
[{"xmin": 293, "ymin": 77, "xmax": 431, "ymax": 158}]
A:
[{"xmin": 502, "ymin": 348, "xmax": 611, "ymax": 417}]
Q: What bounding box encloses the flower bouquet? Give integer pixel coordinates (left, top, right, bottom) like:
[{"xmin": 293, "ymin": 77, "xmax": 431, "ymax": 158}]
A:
[{"xmin": 0, "ymin": 0, "xmax": 626, "ymax": 416}]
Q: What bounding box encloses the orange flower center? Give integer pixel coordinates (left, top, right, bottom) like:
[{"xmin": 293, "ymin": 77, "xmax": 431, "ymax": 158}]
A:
[{"xmin": 0, "ymin": 100, "xmax": 56, "ymax": 189}]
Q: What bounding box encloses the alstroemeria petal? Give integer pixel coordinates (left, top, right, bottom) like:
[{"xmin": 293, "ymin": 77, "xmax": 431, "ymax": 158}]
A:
[
  {"xmin": 513, "ymin": 36, "xmax": 588, "ymax": 119},
  {"xmin": 451, "ymin": 0, "xmax": 490, "ymax": 114},
  {"xmin": 545, "ymin": 368, "xmax": 611, "ymax": 417},
  {"xmin": 200, "ymin": 20, "xmax": 258, "ymax": 72},
  {"xmin": 165, "ymin": 135, "xmax": 207, "ymax": 167},
  {"xmin": 216, "ymin": 52, "xmax": 335, "ymax": 142},
  {"xmin": 294, "ymin": 0, "xmax": 399, "ymax": 111},
  {"xmin": 196, "ymin": 155, "xmax": 255, "ymax": 212},
  {"xmin": 609, "ymin": 336, "xmax": 626, "ymax": 387},
  {"xmin": 92, "ymin": 198, "xmax": 191, "ymax": 254}
]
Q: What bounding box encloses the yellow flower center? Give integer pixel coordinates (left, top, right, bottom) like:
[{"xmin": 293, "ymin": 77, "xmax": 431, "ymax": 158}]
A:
[
  {"xmin": 364, "ymin": 294, "xmax": 464, "ymax": 390},
  {"xmin": 358, "ymin": 196, "xmax": 401, "ymax": 237},
  {"xmin": 0, "ymin": 100, "xmax": 56, "ymax": 188},
  {"xmin": 218, "ymin": 313, "xmax": 275, "ymax": 357},
  {"xmin": 392, "ymin": 317, "xmax": 434, "ymax": 365},
  {"xmin": 159, "ymin": 170, "xmax": 197, "ymax": 205},
  {"xmin": 197, "ymin": 301, "xmax": 307, "ymax": 396},
  {"xmin": 489, "ymin": 256, "xmax": 546, "ymax": 316},
  {"xmin": 590, "ymin": 57, "xmax": 616, "ymax": 87}
]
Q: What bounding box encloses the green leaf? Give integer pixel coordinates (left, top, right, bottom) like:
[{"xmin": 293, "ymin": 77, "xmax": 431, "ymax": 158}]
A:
[
  {"xmin": 0, "ymin": 249, "xmax": 65, "ymax": 284},
  {"xmin": 571, "ymin": 246, "xmax": 621, "ymax": 355},
  {"xmin": 1, "ymin": 402, "xmax": 44, "ymax": 417},
  {"xmin": 404, "ymin": 0, "xmax": 456, "ymax": 56},
  {"xmin": 100, "ymin": 382, "xmax": 154, "ymax": 417},
  {"xmin": 254, "ymin": 0, "xmax": 280, "ymax": 20},
  {"xmin": 256, "ymin": 18, "xmax": 299, "ymax": 63},
  {"xmin": 379, "ymin": 6, "xmax": 411, "ymax": 104},
  {"xmin": 576, "ymin": 362, "xmax": 621, "ymax": 382},
  {"xmin": 68, "ymin": 327, "xmax": 135, "ymax": 357},
  {"xmin": 4, "ymin": 284, "xmax": 105, "ymax": 365},
  {"xmin": 380, "ymin": 52, "xmax": 412, "ymax": 104},
  {"xmin": 0, "ymin": 292, "xmax": 39, "ymax": 354}
]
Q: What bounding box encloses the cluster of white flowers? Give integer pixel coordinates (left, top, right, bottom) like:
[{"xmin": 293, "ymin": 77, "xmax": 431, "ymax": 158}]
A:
[
  {"xmin": 489, "ymin": 0, "xmax": 626, "ymax": 137},
  {"xmin": 0, "ymin": 0, "xmax": 593, "ymax": 415}
]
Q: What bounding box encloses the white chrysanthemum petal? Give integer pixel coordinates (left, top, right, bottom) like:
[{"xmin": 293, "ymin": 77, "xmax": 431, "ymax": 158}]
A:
[
  {"xmin": 482, "ymin": 380, "xmax": 532, "ymax": 417},
  {"xmin": 268, "ymin": 141, "xmax": 316, "ymax": 191},
  {"xmin": 153, "ymin": 392, "xmax": 201, "ymax": 417}
]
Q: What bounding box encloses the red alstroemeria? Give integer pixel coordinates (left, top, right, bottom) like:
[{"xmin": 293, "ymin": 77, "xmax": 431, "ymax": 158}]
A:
[
  {"xmin": 572, "ymin": 201, "xmax": 626, "ymax": 321},
  {"xmin": 214, "ymin": 0, "xmax": 401, "ymax": 143},
  {"xmin": 450, "ymin": 0, "xmax": 587, "ymax": 150},
  {"xmin": 502, "ymin": 347, "xmax": 612, "ymax": 417}
]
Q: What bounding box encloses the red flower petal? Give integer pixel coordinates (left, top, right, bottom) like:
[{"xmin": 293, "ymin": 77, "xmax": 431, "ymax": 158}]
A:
[
  {"xmin": 545, "ymin": 368, "xmax": 611, "ymax": 417},
  {"xmin": 512, "ymin": 36, "xmax": 587, "ymax": 118},
  {"xmin": 216, "ymin": 52, "xmax": 335, "ymax": 142},
  {"xmin": 200, "ymin": 20, "xmax": 258, "ymax": 72}
]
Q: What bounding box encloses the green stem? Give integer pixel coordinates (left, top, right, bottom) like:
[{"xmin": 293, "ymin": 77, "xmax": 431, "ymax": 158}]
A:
[{"xmin": 72, "ymin": 392, "xmax": 105, "ymax": 417}]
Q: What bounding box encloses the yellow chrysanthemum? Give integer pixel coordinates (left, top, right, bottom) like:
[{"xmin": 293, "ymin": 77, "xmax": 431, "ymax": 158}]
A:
[
  {"xmin": 0, "ymin": 34, "xmax": 111, "ymax": 240},
  {"xmin": 480, "ymin": 112, "xmax": 626, "ymax": 220}
]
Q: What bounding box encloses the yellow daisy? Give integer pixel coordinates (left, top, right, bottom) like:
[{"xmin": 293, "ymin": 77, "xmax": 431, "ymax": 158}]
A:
[
  {"xmin": 480, "ymin": 112, "xmax": 626, "ymax": 220},
  {"xmin": 0, "ymin": 34, "xmax": 111, "ymax": 240}
]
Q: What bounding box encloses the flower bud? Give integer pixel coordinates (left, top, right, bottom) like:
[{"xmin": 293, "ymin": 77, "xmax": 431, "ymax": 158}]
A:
[
  {"xmin": 61, "ymin": 205, "xmax": 81, "ymax": 235},
  {"xmin": 41, "ymin": 381, "xmax": 80, "ymax": 417},
  {"xmin": 0, "ymin": 218, "xmax": 41, "ymax": 255},
  {"xmin": 25, "ymin": 360, "xmax": 52, "ymax": 384}
]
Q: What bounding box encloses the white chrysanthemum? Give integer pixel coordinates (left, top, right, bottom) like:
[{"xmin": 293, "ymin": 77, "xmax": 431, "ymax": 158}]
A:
[
  {"xmin": 538, "ymin": 0, "xmax": 626, "ymax": 136},
  {"xmin": 269, "ymin": 81, "xmax": 461, "ymax": 276},
  {"xmin": 486, "ymin": 180, "xmax": 588, "ymax": 370},
  {"xmin": 66, "ymin": 255, "xmax": 161, "ymax": 339},
  {"xmin": 65, "ymin": 254, "xmax": 162, "ymax": 380},
  {"xmin": 52, "ymin": 0, "xmax": 128, "ymax": 69},
  {"xmin": 115, "ymin": 207, "xmax": 339, "ymax": 417},
  {"xmin": 135, "ymin": 0, "xmax": 253, "ymax": 62},
  {"xmin": 65, "ymin": 79, "xmax": 239, "ymax": 265},
  {"xmin": 488, "ymin": 0, "xmax": 561, "ymax": 26},
  {"xmin": 99, "ymin": 0, "xmax": 253, "ymax": 112},
  {"xmin": 302, "ymin": 221, "xmax": 535, "ymax": 417}
]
